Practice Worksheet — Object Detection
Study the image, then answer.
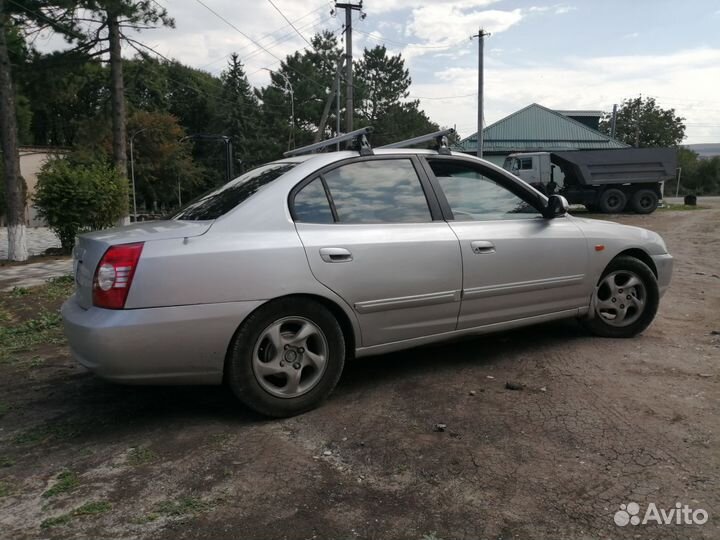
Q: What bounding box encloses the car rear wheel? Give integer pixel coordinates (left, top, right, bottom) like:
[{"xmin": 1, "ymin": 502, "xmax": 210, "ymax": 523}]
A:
[
  {"xmin": 631, "ymin": 189, "xmax": 659, "ymax": 214},
  {"xmin": 226, "ymin": 298, "xmax": 345, "ymax": 417},
  {"xmin": 598, "ymin": 188, "xmax": 627, "ymax": 213},
  {"xmin": 582, "ymin": 256, "xmax": 659, "ymax": 338}
]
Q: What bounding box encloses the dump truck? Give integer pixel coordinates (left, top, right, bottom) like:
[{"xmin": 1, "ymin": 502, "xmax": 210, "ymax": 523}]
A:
[{"xmin": 502, "ymin": 148, "xmax": 677, "ymax": 214}]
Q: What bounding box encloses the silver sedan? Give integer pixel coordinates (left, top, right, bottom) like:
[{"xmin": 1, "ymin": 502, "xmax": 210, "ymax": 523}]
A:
[{"xmin": 62, "ymin": 142, "xmax": 673, "ymax": 417}]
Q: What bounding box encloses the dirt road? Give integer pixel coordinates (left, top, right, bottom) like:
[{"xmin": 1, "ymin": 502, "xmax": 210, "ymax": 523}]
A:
[{"xmin": 0, "ymin": 204, "xmax": 718, "ymax": 540}]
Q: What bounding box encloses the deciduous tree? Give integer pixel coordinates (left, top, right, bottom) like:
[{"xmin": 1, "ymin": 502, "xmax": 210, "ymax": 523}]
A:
[{"xmin": 600, "ymin": 97, "xmax": 686, "ymax": 148}]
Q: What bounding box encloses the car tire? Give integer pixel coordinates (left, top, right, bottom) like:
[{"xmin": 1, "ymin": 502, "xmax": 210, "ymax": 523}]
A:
[
  {"xmin": 598, "ymin": 188, "xmax": 627, "ymax": 214},
  {"xmin": 631, "ymin": 189, "xmax": 659, "ymax": 214},
  {"xmin": 226, "ymin": 298, "xmax": 345, "ymax": 417},
  {"xmin": 582, "ymin": 256, "xmax": 659, "ymax": 338}
]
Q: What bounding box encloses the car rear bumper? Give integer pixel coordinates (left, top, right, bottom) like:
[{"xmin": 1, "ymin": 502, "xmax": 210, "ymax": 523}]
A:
[
  {"xmin": 652, "ymin": 253, "xmax": 673, "ymax": 297},
  {"xmin": 61, "ymin": 295, "xmax": 263, "ymax": 384}
]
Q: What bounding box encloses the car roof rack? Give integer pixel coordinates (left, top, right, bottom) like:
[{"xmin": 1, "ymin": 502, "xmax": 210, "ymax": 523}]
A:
[
  {"xmin": 283, "ymin": 127, "xmax": 374, "ymax": 158},
  {"xmin": 378, "ymin": 128, "xmax": 455, "ymax": 155}
]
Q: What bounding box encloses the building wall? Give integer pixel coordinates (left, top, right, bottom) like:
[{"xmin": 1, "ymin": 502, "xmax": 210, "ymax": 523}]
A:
[{"xmin": 11, "ymin": 148, "xmax": 66, "ymax": 228}]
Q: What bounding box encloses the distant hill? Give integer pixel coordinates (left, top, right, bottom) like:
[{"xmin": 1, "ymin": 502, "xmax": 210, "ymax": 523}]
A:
[{"xmin": 685, "ymin": 143, "xmax": 720, "ymax": 158}]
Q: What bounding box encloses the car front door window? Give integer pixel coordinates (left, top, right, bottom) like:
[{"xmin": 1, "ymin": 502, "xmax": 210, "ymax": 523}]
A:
[{"xmin": 427, "ymin": 160, "xmax": 541, "ymax": 221}]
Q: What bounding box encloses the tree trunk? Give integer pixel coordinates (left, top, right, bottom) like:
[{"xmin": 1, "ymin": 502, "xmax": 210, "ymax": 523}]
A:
[
  {"xmin": 0, "ymin": 1, "xmax": 27, "ymax": 261},
  {"xmin": 108, "ymin": 10, "xmax": 128, "ymax": 221}
]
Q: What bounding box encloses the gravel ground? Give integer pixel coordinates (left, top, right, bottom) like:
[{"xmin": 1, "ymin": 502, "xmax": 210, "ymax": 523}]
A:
[{"xmin": 0, "ymin": 204, "xmax": 718, "ymax": 540}]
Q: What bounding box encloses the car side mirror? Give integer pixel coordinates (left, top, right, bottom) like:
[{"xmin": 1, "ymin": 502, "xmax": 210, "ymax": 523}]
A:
[{"xmin": 543, "ymin": 194, "xmax": 569, "ymax": 219}]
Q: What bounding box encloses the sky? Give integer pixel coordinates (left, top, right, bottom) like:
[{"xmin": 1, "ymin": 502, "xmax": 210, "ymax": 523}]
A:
[{"xmin": 36, "ymin": 0, "xmax": 720, "ymax": 144}]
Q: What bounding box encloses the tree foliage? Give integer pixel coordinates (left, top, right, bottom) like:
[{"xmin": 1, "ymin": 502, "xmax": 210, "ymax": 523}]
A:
[
  {"xmin": 599, "ymin": 96, "xmax": 686, "ymax": 148},
  {"xmin": 356, "ymin": 45, "xmax": 411, "ymax": 126},
  {"xmin": 33, "ymin": 158, "xmax": 127, "ymax": 251},
  {"xmin": 672, "ymin": 148, "xmax": 720, "ymax": 196}
]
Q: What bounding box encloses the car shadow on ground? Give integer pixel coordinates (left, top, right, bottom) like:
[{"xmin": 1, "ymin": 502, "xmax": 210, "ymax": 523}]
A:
[
  {"xmin": 15, "ymin": 317, "xmax": 591, "ymax": 448},
  {"xmin": 337, "ymin": 318, "xmax": 588, "ymax": 392}
]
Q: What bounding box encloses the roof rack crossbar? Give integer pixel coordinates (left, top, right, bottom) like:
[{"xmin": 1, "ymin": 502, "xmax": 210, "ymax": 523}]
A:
[
  {"xmin": 378, "ymin": 128, "xmax": 456, "ymax": 155},
  {"xmin": 283, "ymin": 127, "xmax": 374, "ymax": 157}
]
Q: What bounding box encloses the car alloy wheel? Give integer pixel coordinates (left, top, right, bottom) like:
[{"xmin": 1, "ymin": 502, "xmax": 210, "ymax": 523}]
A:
[
  {"xmin": 252, "ymin": 316, "xmax": 329, "ymax": 398},
  {"xmin": 594, "ymin": 270, "xmax": 647, "ymax": 327}
]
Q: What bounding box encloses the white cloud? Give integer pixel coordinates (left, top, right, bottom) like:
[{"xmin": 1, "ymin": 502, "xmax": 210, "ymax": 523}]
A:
[
  {"xmin": 369, "ymin": 0, "xmax": 500, "ymax": 15},
  {"xmin": 410, "ymin": 48, "xmax": 720, "ymax": 144}
]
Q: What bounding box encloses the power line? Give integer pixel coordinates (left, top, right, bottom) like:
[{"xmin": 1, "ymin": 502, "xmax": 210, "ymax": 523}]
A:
[
  {"xmin": 409, "ymin": 92, "xmax": 477, "ymax": 100},
  {"xmin": 200, "ymin": 14, "xmax": 333, "ymax": 72},
  {"xmin": 265, "ymin": 0, "xmax": 315, "ymax": 49},
  {"xmin": 353, "ymin": 28, "xmax": 470, "ymax": 50},
  {"xmin": 193, "ymin": 0, "xmax": 338, "ymax": 93}
]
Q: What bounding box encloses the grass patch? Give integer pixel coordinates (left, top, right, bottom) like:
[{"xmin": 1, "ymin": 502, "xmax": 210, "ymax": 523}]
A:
[
  {"xmin": 127, "ymin": 446, "xmax": 158, "ymax": 466},
  {"xmin": 208, "ymin": 433, "xmax": 232, "ymax": 447},
  {"xmin": 155, "ymin": 496, "xmax": 214, "ymax": 517},
  {"xmin": 43, "ymin": 470, "xmax": 79, "ymax": 498},
  {"xmin": 0, "ymin": 309, "xmax": 64, "ymax": 362},
  {"xmin": 9, "ymin": 286, "xmax": 30, "ymax": 298},
  {"xmin": 0, "ymin": 457, "xmax": 15, "ymax": 468},
  {"xmin": 14, "ymin": 420, "xmax": 91, "ymax": 446},
  {"xmin": 40, "ymin": 514, "xmax": 72, "ymax": 529},
  {"xmin": 40, "ymin": 501, "xmax": 111, "ymax": 529},
  {"xmin": 73, "ymin": 501, "xmax": 111, "ymax": 516},
  {"xmin": 0, "ymin": 480, "xmax": 12, "ymax": 497},
  {"xmin": 41, "ymin": 275, "xmax": 75, "ymax": 300}
]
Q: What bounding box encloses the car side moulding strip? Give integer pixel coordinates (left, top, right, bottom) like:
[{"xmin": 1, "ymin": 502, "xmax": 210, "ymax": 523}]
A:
[
  {"xmin": 463, "ymin": 274, "xmax": 585, "ymax": 300},
  {"xmin": 354, "ymin": 289, "xmax": 461, "ymax": 314},
  {"xmin": 355, "ymin": 308, "xmax": 581, "ymax": 358}
]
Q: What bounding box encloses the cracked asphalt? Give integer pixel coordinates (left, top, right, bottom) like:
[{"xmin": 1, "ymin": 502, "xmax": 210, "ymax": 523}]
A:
[{"xmin": 0, "ymin": 203, "xmax": 718, "ymax": 539}]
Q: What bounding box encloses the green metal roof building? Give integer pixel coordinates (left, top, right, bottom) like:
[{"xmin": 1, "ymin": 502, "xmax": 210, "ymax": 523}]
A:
[{"xmin": 455, "ymin": 103, "xmax": 629, "ymax": 165}]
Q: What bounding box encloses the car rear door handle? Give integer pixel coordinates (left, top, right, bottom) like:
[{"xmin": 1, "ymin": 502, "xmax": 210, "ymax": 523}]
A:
[
  {"xmin": 319, "ymin": 247, "xmax": 353, "ymax": 263},
  {"xmin": 471, "ymin": 240, "xmax": 496, "ymax": 254}
]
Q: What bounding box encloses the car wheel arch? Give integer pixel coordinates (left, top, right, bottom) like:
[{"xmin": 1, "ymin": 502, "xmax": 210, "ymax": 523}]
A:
[
  {"xmin": 612, "ymin": 248, "xmax": 658, "ymax": 278},
  {"xmin": 222, "ymin": 293, "xmax": 359, "ymax": 383}
]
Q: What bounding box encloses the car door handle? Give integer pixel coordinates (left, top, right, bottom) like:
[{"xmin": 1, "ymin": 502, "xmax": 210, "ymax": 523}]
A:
[
  {"xmin": 471, "ymin": 240, "xmax": 496, "ymax": 254},
  {"xmin": 319, "ymin": 247, "xmax": 353, "ymax": 263}
]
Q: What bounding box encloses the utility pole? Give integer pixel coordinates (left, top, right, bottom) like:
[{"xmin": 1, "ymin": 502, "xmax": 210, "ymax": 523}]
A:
[
  {"xmin": 472, "ymin": 28, "xmax": 490, "ymax": 158},
  {"xmin": 610, "ymin": 103, "xmax": 617, "ymax": 138},
  {"xmin": 335, "ymin": 2, "xmax": 364, "ymax": 133}
]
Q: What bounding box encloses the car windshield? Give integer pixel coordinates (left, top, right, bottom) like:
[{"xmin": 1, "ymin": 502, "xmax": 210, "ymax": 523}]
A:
[{"xmin": 173, "ymin": 163, "xmax": 297, "ymax": 221}]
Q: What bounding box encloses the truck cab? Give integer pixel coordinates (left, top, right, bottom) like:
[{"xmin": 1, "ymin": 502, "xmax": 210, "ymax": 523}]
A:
[{"xmin": 503, "ymin": 152, "xmax": 564, "ymax": 195}]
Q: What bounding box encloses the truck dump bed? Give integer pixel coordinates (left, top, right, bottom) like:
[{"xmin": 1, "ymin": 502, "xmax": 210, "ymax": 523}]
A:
[{"xmin": 551, "ymin": 148, "xmax": 677, "ymax": 186}]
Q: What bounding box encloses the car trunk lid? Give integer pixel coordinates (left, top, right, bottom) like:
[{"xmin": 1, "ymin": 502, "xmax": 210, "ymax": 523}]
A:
[{"xmin": 73, "ymin": 220, "xmax": 211, "ymax": 309}]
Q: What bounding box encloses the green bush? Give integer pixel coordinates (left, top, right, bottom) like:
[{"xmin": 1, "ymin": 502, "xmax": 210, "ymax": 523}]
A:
[{"xmin": 33, "ymin": 159, "xmax": 127, "ymax": 252}]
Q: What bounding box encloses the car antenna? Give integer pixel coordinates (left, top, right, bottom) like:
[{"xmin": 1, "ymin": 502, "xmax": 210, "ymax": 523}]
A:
[
  {"xmin": 283, "ymin": 127, "xmax": 374, "ymax": 158},
  {"xmin": 377, "ymin": 128, "xmax": 456, "ymax": 155}
]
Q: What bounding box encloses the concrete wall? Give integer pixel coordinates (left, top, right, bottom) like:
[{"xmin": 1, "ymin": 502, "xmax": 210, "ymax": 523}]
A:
[{"xmin": 5, "ymin": 148, "xmax": 67, "ymax": 228}]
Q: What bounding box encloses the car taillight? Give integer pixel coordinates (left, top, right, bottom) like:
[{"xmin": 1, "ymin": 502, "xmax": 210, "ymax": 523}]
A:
[{"xmin": 92, "ymin": 242, "xmax": 144, "ymax": 309}]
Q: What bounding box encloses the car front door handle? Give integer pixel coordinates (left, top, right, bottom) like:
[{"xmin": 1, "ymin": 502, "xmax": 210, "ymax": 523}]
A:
[
  {"xmin": 471, "ymin": 240, "xmax": 496, "ymax": 254},
  {"xmin": 319, "ymin": 247, "xmax": 353, "ymax": 263}
]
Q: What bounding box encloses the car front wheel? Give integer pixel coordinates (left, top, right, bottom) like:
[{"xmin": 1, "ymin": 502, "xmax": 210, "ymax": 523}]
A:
[
  {"xmin": 226, "ymin": 298, "xmax": 345, "ymax": 417},
  {"xmin": 582, "ymin": 256, "xmax": 659, "ymax": 338}
]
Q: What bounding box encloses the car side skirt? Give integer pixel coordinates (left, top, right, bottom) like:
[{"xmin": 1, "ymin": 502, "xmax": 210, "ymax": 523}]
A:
[{"xmin": 354, "ymin": 307, "xmax": 586, "ymax": 358}]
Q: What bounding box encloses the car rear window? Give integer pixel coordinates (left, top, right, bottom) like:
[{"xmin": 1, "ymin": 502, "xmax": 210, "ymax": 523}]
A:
[{"xmin": 173, "ymin": 163, "xmax": 297, "ymax": 221}]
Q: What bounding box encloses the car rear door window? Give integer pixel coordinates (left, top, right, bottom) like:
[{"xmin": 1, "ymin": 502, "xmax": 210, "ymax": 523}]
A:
[
  {"xmin": 293, "ymin": 178, "xmax": 334, "ymax": 223},
  {"xmin": 321, "ymin": 159, "xmax": 432, "ymax": 224},
  {"xmin": 428, "ymin": 160, "xmax": 541, "ymax": 221}
]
